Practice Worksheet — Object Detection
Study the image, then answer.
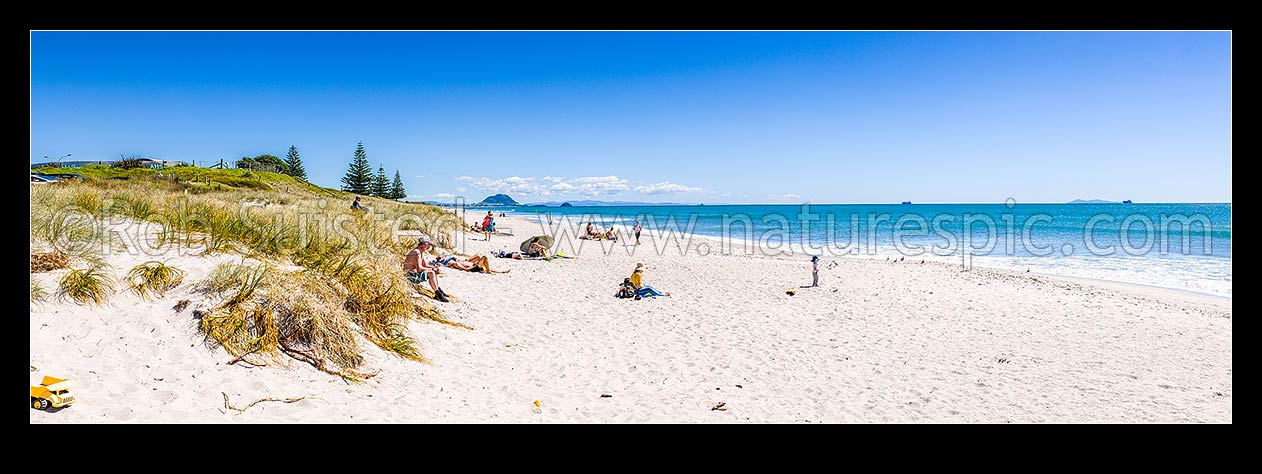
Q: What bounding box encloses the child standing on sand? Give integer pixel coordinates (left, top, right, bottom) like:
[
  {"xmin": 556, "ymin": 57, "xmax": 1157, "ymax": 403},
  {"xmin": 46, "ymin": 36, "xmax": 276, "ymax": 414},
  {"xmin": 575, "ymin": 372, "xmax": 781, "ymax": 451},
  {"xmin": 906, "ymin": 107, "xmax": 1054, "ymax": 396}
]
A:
[{"xmin": 811, "ymin": 255, "xmax": 820, "ymax": 287}]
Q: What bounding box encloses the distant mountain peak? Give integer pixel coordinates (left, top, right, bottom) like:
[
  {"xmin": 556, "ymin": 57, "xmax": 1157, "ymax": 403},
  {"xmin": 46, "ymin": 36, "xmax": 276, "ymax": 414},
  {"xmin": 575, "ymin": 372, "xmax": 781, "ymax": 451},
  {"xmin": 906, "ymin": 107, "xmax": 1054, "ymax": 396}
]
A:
[{"xmin": 477, "ymin": 194, "xmax": 519, "ymax": 206}]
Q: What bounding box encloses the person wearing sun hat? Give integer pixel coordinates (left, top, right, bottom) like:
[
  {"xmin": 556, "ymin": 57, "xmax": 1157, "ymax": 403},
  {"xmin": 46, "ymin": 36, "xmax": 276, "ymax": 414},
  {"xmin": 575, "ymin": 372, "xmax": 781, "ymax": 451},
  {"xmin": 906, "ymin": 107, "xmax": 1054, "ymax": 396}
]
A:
[
  {"xmin": 628, "ymin": 261, "xmax": 670, "ymax": 298},
  {"xmin": 403, "ymin": 234, "xmax": 449, "ymax": 302}
]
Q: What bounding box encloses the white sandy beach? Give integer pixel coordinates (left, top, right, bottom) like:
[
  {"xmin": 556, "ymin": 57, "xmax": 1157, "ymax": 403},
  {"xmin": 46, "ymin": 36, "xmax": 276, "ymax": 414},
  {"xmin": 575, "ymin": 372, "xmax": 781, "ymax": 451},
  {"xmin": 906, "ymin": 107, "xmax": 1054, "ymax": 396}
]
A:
[{"xmin": 30, "ymin": 214, "xmax": 1232, "ymax": 423}]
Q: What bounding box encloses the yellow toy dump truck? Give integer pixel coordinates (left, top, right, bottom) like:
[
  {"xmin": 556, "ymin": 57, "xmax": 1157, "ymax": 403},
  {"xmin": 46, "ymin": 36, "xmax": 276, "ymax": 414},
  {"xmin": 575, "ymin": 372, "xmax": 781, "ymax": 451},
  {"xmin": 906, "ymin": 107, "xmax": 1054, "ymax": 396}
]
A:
[{"xmin": 31, "ymin": 375, "xmax": 75, "ymax": 410}]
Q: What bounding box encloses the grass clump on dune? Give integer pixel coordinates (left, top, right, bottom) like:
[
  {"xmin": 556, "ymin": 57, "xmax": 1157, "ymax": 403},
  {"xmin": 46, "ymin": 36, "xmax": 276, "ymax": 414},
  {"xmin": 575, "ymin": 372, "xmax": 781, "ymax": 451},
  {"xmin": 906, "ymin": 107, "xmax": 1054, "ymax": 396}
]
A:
[
  {"xmin": 110, "ymin": 192, "xmax": 156, "ymax": 220},
  {"xmin": 57, "ymin": 266, "xmax": 115, "ymax": 305},
  {"xmin": 199, "ymin": 255, "xmax": 432, "ymax": 380},
  {"xmin": 198, "ymin": 261, "xmax": 267, "ymax": 295},
  {"xmin": 31, "ymin": 280, "xmax": 47, "ymax": 302},
  {"xmin": 127, "ymin": 261, "xmax": 186, "ymax": 300},
  {"xmin": 69, "ymin": 189, "xmax": 107, "ymax": 216},
  {"xmin": 200, "ymin": 266, "xmax": 378, "ymax": 380}
]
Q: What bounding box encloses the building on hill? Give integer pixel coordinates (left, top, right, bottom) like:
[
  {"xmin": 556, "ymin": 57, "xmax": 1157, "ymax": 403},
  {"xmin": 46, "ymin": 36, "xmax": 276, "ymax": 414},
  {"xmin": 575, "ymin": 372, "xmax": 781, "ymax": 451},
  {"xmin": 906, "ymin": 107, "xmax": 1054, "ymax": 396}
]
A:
[{"xmin": 30, "ymin": 157, "xmax": 187, "ymax": 169}]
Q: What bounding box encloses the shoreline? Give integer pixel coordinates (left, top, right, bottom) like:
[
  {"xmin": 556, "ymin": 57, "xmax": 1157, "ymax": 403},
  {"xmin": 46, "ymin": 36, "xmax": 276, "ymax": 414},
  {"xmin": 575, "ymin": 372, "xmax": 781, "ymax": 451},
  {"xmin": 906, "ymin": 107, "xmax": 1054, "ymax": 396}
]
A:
[{"xmin": 499, "ymin": 210, "xmax": 1232, "ymax": 301}]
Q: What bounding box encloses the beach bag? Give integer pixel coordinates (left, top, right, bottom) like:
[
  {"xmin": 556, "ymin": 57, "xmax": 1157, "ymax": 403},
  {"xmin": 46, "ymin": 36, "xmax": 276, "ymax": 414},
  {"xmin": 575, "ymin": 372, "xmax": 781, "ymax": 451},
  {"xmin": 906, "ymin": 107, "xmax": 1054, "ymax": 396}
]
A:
[{"xmin": 615, "ymin": 278, "xmax": 636, "ymax": 299}]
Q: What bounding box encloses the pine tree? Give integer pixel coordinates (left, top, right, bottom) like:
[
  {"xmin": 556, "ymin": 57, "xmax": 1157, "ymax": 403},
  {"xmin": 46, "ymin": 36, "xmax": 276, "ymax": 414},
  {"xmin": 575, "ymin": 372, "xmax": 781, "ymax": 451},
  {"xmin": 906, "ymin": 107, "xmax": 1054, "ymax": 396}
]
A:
[
  {"xmin": 371, "ymin": 165, "xmax": 389, "ymax": 197},
  {"xmin": 390, "ymin": 170, "xmax": 406, "ymax": 200},
  {"xmin": 340, "ymin": 141, "xmax": 372, "ymax": 194},
  {"xmin": 284, "ymin": 145, "xmax": 307, "ymax": 180}
]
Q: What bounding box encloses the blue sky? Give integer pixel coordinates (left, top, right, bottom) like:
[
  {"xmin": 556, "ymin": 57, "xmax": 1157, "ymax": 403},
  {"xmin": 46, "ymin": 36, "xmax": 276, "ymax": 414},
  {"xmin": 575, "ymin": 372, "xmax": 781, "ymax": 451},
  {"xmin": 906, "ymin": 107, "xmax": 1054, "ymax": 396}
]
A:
[{"xmin": 30, "ymin": 31, "xmax": 1231, "ymax": 203}]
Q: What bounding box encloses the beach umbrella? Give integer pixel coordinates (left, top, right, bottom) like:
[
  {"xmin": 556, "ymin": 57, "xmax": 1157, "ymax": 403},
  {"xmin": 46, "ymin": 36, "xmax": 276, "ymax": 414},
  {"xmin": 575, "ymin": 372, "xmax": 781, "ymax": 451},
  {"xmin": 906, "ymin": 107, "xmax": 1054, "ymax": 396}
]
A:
[{"xmin": 520, "ymin": 235, "xmax": 555, "ymax": 252}]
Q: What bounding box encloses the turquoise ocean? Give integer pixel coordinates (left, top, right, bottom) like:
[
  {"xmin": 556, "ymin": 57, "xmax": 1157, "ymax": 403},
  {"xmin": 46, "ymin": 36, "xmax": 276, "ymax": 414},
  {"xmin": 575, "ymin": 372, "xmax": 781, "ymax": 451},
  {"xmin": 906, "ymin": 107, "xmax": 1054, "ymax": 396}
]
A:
[{"xmin": 474, "ymin": 203, "xmax": 1231, "ymax": 297}]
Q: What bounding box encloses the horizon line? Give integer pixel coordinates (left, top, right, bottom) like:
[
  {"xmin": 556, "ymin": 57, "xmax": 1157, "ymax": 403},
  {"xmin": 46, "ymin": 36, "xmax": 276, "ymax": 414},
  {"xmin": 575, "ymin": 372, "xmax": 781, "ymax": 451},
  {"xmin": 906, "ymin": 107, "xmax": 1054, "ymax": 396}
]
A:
[{"xmin": 411, "ymin": 200, "xmax": 1233, "ymax": 206}]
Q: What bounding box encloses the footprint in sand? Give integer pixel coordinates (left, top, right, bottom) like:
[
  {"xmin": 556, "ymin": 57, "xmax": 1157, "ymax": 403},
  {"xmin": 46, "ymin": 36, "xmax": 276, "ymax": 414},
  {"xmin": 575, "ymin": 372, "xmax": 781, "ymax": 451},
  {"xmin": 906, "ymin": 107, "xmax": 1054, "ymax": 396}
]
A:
[
  {"xmin": 104, "ymin": 406, "xmax": 136, "ymax": 421},
  {"xmin": 152, "ymin": 390, "xmax": 180, "ymax": 404}
]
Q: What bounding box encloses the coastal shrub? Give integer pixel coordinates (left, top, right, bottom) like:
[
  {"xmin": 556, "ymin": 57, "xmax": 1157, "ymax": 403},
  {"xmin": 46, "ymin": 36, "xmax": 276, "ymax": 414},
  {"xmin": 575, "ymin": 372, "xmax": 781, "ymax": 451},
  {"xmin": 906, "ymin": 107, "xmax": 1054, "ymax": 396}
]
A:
[
  {"xmin": 58, "ymin": 266, "xmax": 115, "ymax": 305},
  {"xmin": 112, "ymin": 158, "xmax": 145, "ymax": 170},
  {"xmin": 127, "ymin": 261, "xmax": 186, "ymax": 300}
]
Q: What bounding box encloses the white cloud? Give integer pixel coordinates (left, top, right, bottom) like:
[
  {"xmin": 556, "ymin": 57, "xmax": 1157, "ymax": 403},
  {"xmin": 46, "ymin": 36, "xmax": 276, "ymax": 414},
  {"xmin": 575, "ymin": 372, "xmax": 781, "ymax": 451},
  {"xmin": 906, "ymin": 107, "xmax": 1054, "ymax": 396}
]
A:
[
  {"xmin": 453, "ymin": 175, "xmax": 630, "ymax": 198},
  {"xmin": 768, "ymin": 193, "xmax": 802, "ymax": 201},
  {"xmin": 567, "ymin": 176, "xmax": 630, "ymax": 196},
  {"xmin": 456, "ymin": 186, "xmax": 467, "ymax": 192},
  {"xmin": 635, "ymin": 181, "xmax": 704, "ymax": 195},
  {"xmin": 405, "ymin": 193, "xmax": 456, "ymax": 200}
]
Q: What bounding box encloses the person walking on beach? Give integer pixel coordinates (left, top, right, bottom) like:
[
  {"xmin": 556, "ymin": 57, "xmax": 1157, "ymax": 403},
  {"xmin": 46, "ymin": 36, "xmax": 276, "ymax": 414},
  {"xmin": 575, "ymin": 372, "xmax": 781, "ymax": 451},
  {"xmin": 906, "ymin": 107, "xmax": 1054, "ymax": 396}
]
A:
[
  {"xmin": 482, "ymin": 211, "xmax": 495, "ymax": 242},
  {"xmin": 404, "ymin": 235, "xmax": 449, "ymax": 302},
  {"xmin": 629, "ymin": 262, "xmax": 670, "ymax": 298},
  {"xmin": 633, "ymin": 221, "xmax": 642, "ymax": 246},
  {"xmin": 810, "ymin": 255, "xmax": 820, "ymax": 287}
]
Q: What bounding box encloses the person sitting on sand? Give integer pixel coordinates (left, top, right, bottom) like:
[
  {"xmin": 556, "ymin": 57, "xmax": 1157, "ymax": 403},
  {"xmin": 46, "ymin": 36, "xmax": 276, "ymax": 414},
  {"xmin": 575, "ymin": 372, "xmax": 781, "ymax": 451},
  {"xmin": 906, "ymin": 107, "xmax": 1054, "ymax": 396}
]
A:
[
  {"xmin": 403, "ymin": 235, "xmax": 449, "ymax": 302},
  {"xmin": 586, "ymin": 222, "xmax": 601, "ymax": 238},
  {"xmin": 604, "ymin": 226, "xmax": 617, "ymax": 240},
  {"xmin": 527, "ymin": 241, "xmax": 550, "ymax": 259},
  {"xmin": 628, "ymin": 262, "xmax": 670, "ymax": 298}
]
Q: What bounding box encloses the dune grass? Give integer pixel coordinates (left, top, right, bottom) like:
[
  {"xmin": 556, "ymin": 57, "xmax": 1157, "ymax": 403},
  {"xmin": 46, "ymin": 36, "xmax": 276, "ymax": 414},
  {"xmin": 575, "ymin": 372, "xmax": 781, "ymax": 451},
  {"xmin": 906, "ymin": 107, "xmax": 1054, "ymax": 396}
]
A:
[
  {"xmin": 57, "ymin": 266, "xmax": 115, "ymax": 305},
  {"xmin": 31, "ymin": 280, "xmax": 46, "ymax": 303},
  {"xmin": 31, "ymin": 172, "xmax": 461, "ymax": 377},
  {"xmin": 199, "ymin": 262, "xmax": 257, "ymax": 295},
  {"xmin": 127, "ymin": 261, "xmax": 186, "ymax": 300},
  {"xmin": 110, "ymin": 192, "xmax": 155, "ymax": 220},
  {"xmin": 30, "ymin": 202, "xmax": 96, "ymax": 253},
  {"xmin": 200, "ymin": 266, "xmax": 379, "ymax": 380}
]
